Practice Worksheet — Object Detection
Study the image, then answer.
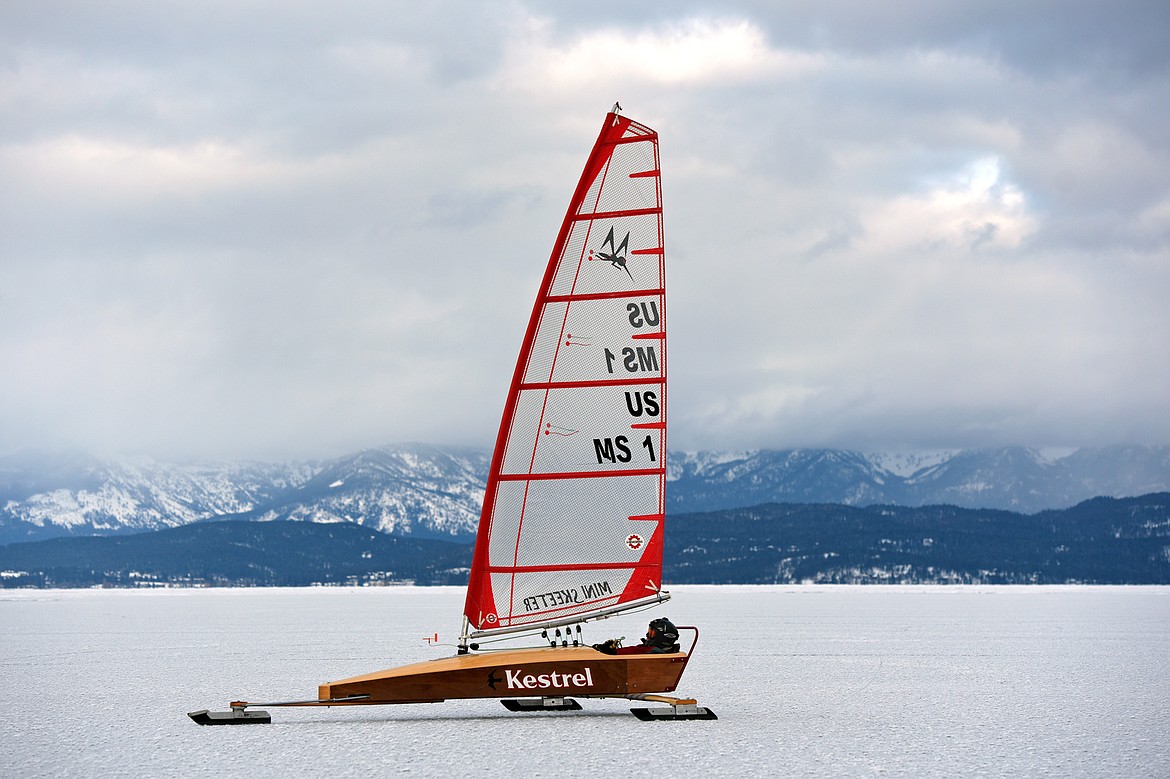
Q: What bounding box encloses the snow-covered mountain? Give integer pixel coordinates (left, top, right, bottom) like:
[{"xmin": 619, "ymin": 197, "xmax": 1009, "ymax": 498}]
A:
[
  {"xmin": 668, "ymin": 446, "xmax": 1170, "ymax": 513},
  {"xmin": 0, "ymin": 445, "xmax": 486, "ymax": 545},
  {"xmin": 668, "ymin": 448, "xmax": 893, "ymax": 509},
  {"xmin": 0, "ymin": 450, "xmax": 315, "ymax": 543},
  {"xmin": 238, "ymin": 444, "xmax": 488, "ymax": 540},
  {"xmin": 2, "ymin": 444, "xmax": 1168, "ymax": 545}
]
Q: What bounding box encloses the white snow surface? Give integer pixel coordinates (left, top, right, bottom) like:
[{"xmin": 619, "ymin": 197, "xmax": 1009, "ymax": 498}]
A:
[
  {"xmin": 865, "ymin": 450, "xmax": 959, "ymax": 478},
  {"xmin": 2, "ymin": 586, "xmax": 1168, "ymax": 778}
]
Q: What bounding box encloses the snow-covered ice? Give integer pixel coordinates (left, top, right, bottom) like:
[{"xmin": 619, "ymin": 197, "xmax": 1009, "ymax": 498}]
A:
[{"xmin": 2, "ymin": 586, "xmax": 1168, "ymax": 777}]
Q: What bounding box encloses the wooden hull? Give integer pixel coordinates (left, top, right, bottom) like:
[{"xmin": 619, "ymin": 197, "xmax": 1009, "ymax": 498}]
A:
[{"xmin": 318, "ymin": 646, "xmax": 689, "ymax": 705}]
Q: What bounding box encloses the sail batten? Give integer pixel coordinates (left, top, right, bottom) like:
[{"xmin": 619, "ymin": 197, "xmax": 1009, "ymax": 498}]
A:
[
  {"xmin": 486, "ymin": 562, "xmax": 645, "ymax": 573},
  {"xmin": 545, "ymin": 287, "xmax": 664, "ymax": 303},
  {"xmin": 463, "ymin": 111, "xmax": 667, "ymax": 636},
  {"xmin": 571, "ymin": 207, "xmax": 661, "ymax": 222},
  {"xmin": 496, "ymin": 467, "xmax": 665, "ymax": 481},
  {"xmin": 518, "ymin": 377, "xmax": 662, "ymax": 391}
]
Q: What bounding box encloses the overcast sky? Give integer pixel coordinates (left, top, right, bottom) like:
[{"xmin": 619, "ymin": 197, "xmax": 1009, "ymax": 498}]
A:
[{"xmin": 2, "ymin": 1, "xmax": 1168, "ymax": 461}]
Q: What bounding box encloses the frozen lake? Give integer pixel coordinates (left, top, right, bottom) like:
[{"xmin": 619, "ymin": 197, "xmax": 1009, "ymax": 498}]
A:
[{"xmin": 3, "ymin": 585, "xmax": 1168, "ymax": 777}]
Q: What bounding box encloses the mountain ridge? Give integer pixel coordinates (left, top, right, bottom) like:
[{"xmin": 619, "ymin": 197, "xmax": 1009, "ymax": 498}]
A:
[
  {"xmin": 3, "ymin": 493, "xmax": 1167, "ymax": 587},
  {"xmin": 3, "ymin": 444, "xmax": 1168, "ymax": 545}
]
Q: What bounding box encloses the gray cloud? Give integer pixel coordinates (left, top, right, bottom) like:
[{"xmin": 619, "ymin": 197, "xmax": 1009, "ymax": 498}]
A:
[{"xmin": 2, "ymin": 1, "xmax": 1167, "ymax": 459}]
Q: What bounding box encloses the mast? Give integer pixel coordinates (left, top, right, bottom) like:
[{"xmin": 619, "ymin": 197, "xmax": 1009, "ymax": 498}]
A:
[{"xmin": 462, "ymin": 109, "xmax": 668, "ymax": 647}]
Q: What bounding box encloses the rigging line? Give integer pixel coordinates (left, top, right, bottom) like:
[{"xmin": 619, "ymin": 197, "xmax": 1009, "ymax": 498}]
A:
[{"xmin": 472, "ymin": 629, "xmax": 547, "ymax": 646}]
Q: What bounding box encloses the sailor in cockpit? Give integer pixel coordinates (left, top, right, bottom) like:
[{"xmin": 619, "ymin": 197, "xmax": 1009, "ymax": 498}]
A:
[{"xmin": 591, "ymin": 617, "xmax": 680, "ymax": 655}]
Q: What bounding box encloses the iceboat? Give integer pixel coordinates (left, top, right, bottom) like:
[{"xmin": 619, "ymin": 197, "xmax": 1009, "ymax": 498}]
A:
[{"xmin": 189, "ymin": 105, "xmax": 714, "ymax": 724}]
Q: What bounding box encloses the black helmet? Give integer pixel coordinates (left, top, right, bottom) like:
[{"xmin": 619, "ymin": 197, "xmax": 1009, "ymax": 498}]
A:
[{"xmin": 644, "ymin": 617, "xmax": 679, "ymax": 649}]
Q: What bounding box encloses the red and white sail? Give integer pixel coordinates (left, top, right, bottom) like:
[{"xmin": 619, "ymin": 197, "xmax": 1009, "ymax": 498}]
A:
[{"xmin": 463, "ymin": 110, "xmax": 668, "ymax": 636}]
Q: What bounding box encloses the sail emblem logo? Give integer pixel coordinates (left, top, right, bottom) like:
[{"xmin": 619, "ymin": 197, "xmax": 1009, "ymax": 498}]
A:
[
  {"xmin": 626, "ymin": 534, "xmax": 644, "ymax": 550},
  {"xmin": 591, "ymin": 226, "xmax": 634, "ymax": 281}
]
